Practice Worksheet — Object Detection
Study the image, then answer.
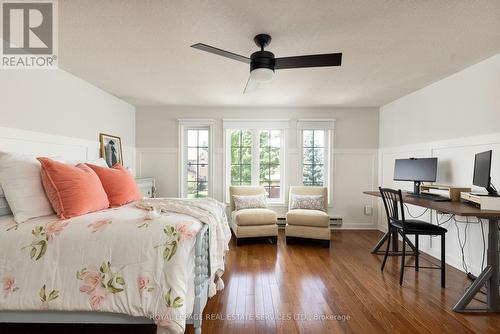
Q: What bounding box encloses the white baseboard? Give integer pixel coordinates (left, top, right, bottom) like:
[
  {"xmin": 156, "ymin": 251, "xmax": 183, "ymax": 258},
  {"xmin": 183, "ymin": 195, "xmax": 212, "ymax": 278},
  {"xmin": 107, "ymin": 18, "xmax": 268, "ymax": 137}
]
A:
[{"xmin": 335, "ymin": 222, "xmax": 378, "ymax": 230}]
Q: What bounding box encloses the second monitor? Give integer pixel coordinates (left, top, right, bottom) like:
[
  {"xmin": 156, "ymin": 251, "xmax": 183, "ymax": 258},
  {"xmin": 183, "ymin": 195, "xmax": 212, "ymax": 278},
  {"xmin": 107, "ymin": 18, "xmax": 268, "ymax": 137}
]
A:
[{"xmin": 473, "ymin": 150, "xmax": 498, "ymax": 196}]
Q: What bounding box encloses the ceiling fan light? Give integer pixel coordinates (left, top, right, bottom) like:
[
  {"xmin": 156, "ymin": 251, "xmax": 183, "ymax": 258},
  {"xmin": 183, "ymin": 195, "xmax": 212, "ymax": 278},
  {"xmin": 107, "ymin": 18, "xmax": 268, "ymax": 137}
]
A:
[{"xmin": 250, "ymin": 67, "xmax": 274, "ymax": 83}]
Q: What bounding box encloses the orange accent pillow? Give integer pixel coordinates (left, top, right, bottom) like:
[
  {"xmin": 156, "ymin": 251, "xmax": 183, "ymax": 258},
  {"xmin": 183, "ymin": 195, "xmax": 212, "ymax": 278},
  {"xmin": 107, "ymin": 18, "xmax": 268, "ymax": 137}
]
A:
[
  {"xmin": 37, "ymin": 157, "xmax": 110, "ymax": 219},
  {"xmin": 85, "ymin": 163, "xmax": 142, "ymax": 207}
]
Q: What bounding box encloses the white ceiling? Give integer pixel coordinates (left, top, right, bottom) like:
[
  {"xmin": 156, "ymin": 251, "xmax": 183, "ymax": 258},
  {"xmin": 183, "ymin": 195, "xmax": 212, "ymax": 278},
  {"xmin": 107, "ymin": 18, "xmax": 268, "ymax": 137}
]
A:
[{"xmin": 59, "ymin": 0, "xmax": 500, "ymax": 107}]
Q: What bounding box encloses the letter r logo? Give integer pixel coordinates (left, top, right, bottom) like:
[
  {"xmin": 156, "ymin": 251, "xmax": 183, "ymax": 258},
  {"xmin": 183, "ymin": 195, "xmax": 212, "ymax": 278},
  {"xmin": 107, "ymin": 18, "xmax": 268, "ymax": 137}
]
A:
[{"xmin": 2, "ymin": 2, "xmax": 53, "ymax": 55}]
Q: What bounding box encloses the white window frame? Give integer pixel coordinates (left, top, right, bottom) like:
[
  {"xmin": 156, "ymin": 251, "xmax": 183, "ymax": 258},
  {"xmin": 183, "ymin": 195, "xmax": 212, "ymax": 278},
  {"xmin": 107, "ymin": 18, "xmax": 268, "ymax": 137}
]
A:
[
  {"xmin": 297, "ymin": 119, "xmax": 335, "ymax": 206},
  {"xmin": 223, "ymin": 119, "xmax": 289, "ymax": 204},
  {"xmin": 178, "ymin": 119, "xmax": 215, "ymax": 198}
]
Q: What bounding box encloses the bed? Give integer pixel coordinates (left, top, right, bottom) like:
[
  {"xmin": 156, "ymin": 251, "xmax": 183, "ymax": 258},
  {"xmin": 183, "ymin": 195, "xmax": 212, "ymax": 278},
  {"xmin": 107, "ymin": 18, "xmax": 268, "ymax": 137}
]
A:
[{"xmin": 0, "ymin": 199, "xmax": 229, "ymax": 334}]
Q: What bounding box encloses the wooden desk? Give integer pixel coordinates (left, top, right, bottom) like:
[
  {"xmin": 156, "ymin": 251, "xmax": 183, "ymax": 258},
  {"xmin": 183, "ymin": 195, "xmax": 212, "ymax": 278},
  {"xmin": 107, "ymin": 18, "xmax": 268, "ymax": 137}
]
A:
[
  {"xmin": 364, "ymin": 190, "xmax": 500, "ymax": 313},
  {"xmin": 364, "ymin": 191, "xmax": 500, "ymax": 217}
]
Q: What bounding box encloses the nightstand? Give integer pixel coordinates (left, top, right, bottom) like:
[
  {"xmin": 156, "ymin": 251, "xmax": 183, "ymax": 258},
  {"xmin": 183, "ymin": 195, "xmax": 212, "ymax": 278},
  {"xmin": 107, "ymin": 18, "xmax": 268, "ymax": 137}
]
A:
[{"xmin": 135, "ymin": 177, "xmax": 156, "ymax": 198}]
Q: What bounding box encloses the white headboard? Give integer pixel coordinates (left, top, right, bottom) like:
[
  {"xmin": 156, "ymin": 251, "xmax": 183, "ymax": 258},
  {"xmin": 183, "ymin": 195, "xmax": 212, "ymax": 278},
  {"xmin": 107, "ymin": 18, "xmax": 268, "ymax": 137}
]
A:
[{"xmin": 0, "ymin": 126, "xmax": 102, "ymax": 160}]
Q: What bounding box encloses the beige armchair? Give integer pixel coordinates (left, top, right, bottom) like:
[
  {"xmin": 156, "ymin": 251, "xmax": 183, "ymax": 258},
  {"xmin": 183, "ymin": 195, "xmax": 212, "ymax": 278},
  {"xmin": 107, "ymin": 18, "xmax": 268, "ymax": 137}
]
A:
[
  {"xmin": 229, "ymin": 186, "xmax": 278, "ymax": 246},
  {"xmin": 285, "ymin": 186, "xmax": 330, "ymax": 247}
]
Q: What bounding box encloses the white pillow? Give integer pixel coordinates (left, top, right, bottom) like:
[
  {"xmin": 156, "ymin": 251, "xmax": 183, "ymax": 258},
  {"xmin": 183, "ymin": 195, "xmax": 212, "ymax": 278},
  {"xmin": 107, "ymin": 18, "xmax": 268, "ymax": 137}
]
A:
[
  {"xmin": 232, "ymin": 194, "xmax": 267, "ymax": 211},
  {"xmin": 0, "ymin": 152, "xmax": 55, "ymax": 223}
]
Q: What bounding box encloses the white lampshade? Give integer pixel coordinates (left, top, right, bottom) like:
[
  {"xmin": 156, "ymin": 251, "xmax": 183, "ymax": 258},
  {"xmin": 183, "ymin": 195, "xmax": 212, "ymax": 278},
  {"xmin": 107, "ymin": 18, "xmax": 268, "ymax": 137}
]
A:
[{"xmin": 250, "ymin": 67, "xmax": 274, "ymax": 83}]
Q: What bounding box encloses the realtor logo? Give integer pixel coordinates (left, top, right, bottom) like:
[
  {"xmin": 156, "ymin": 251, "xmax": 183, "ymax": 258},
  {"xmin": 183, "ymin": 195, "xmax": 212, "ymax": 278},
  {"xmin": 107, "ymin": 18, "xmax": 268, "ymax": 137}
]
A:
[{"xmin": 1, "ymin": 1, "xmax": 58, "ymax": 68}]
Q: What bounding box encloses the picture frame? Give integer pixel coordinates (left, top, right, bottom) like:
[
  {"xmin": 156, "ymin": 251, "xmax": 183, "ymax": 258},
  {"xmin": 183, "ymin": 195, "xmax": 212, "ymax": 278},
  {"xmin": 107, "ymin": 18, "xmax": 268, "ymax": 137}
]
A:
[{"xmin": 99, "ymin": 133, "xmax": 124, "ymax": 167}]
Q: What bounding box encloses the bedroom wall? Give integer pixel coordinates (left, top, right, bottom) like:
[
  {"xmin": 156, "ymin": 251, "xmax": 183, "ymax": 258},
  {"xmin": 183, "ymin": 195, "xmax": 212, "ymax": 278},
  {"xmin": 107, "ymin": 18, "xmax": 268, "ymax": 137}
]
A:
[
  {"xmin": 379, "ymin": 53, "xmax": 500, "ymax": 276},
  {"xmin": 136, "ymin": 106, "xmax": 380, "ymax": 229},
  {"xmin": 0, "ymin": 69, "xmax": 136, "ymax": 168}
]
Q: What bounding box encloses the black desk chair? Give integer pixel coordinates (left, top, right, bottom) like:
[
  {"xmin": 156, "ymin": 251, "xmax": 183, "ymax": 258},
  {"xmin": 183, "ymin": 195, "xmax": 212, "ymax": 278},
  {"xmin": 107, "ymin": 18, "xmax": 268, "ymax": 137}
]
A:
[{"xmin": 379, "ymin": 187, "xmax": 448, "ymax": 288}]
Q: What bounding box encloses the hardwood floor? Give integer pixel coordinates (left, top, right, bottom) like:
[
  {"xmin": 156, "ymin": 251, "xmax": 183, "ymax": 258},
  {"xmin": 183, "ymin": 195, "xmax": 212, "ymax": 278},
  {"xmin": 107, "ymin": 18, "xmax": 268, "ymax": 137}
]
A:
[
  {"xmin": 192, "ymin": 230, "xmax": 500, "ymax": 334},
  {"xmin": 3, "ymin": 230, "xmax": 499, "ymax": 333}
]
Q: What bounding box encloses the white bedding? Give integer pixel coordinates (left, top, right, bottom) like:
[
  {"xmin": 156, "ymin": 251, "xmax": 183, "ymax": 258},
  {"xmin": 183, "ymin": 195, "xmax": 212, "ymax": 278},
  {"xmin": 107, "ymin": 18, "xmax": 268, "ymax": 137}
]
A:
[{"xmin": 0, "ymin": 203, "xmax": 213, "ymax": 334}]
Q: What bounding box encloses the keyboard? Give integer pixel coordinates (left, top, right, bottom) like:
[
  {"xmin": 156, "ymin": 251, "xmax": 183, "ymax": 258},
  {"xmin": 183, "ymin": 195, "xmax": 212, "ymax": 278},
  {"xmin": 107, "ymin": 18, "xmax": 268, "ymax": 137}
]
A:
[{"xmin": 405, "ymin": 193, "xmax": 451, "ymax": 202}]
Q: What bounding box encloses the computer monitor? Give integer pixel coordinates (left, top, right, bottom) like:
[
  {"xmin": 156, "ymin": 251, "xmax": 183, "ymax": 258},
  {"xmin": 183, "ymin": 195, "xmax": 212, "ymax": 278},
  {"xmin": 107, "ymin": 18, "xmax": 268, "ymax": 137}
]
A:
[
  {"xmin": 473, "ymin": 150, "xmax": 498, "ymax": 196},
  {"xmin": 393, "ymin": 157, "xmax": 438, "ymax": 195}
]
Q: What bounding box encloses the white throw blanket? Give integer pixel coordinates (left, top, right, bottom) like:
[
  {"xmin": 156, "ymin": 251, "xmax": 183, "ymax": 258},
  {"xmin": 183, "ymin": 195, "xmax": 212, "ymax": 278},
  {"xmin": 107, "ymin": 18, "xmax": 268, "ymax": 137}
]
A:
[{"xmin": 136, "ymin": 198, "xmax": 231, "ymax": 297}]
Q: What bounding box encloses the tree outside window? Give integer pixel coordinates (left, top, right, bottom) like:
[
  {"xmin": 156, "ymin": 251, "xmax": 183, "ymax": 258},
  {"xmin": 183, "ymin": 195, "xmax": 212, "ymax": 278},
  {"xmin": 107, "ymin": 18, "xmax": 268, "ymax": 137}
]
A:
[
  {"xmin": 259, "ymin": 130, "xmax": 281, "ymax": 198},
  {"xmin": 230, "ymin": 130, "xmax": 252, "ymax": 186},
  {"xmin": 302, "ymin": 130, "xmax": 325, "ymax": 186}
]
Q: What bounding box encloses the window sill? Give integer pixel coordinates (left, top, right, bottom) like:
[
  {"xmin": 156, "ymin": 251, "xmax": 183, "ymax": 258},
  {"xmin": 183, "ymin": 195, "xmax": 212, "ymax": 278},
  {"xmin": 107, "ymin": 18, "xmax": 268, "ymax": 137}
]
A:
[
  {"xmin": 267, "ymin": 203, "xmax": 287, "ymax": 208},
  {"xmin": 224, "ymin": 202, "xmax": 287, "ymax": 208},
  {"xmin": 224, "ymin": 203, "xmax": 332, "ymax": 208}
]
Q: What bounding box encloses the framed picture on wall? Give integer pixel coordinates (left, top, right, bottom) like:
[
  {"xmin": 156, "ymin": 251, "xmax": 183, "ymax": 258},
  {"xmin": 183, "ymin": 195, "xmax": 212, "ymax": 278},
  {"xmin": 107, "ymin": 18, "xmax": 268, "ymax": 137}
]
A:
[{"xmin": 99, "ymin": 133, "xmax": 123, "ymax": 167}]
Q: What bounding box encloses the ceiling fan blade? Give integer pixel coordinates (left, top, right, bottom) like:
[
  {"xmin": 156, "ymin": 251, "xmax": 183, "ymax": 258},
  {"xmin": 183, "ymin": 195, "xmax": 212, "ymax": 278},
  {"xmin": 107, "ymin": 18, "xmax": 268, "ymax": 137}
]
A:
[
  {"xmin": 191, "ymin": 43, "xmax": 250, "ymax": 64},
  {"xmin": 243, "ymin": 75, "xmax": 259, "ymax": 94},
  {"xmin": 275, "ymin": 53, "xmax": 342, "ymax": 70}
]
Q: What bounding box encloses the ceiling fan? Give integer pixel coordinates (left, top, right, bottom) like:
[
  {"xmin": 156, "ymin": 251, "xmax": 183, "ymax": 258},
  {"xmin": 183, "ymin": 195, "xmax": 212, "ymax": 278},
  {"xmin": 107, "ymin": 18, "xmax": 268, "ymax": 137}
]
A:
[{"xmin": 191, "ymin": 34, "xmax": 342, "ymax": 93}]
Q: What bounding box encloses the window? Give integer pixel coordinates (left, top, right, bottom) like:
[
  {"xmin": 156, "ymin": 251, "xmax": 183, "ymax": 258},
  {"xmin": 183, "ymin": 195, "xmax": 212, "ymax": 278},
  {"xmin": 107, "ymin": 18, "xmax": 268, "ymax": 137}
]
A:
[
  {"xmin": 179, "ymin": 119, "xmax": 214, "ymax": 199},
  {"xmin": 230, "ymin": 130, "xmax": 252, "ymax": 186},
  {"xmin": 302, "ymin": 130, "xmax": 326, "ymax": 186},
  {"xmin": 186, "ymin": 129, "xmax": 209, "ymax": 198},
  {"xmin": 297, "ymin": 119, "xmax": 335, "ymax": 205},
  {"xmin": 259, "ymin": 130, "xmax": 281, "ymax": 198},
  {"xmin": 226, "ymin": 126, "xmax": 285, "ymax": 202}
]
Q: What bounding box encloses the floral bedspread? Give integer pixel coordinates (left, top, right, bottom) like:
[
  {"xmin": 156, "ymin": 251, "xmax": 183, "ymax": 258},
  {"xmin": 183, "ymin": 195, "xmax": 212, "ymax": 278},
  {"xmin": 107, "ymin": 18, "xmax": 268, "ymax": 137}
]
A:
[{"xmin": 0, "ymin": 202, "xmax": 225, "ymax": 334}]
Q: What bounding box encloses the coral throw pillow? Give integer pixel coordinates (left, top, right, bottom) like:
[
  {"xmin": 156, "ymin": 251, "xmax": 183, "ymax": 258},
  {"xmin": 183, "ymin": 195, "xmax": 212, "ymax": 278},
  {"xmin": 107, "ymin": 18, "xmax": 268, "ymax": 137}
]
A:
[
  {"xmin": 86, "ymin": 163, "xmax": 141, "ymax": 207},
  {"xmin": 37, "ymin": 157, "xmax": 110, "ymax": 219}
]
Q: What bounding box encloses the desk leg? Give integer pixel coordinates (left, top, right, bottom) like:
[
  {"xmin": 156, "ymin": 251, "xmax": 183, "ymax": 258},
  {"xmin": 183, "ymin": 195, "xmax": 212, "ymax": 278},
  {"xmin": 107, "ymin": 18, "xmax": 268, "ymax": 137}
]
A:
[
  {"xmin": 487, "ymin": 219, "xmax": 499, "ymax": 311},
  {"xmin": 371, "ymin": 230, "xmax": 416, "ymax": 254},
  {"xmin": 453, "ymin": 219, "xmax": 500, "ymax": 312},
  {"xmin": 371, "ymin": 231, "xmax": 391, "ymax": 253}
]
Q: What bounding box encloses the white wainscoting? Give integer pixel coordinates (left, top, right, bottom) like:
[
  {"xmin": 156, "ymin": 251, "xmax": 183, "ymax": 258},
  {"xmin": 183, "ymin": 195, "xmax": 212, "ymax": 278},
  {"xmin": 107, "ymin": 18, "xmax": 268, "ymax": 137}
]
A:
[
  {"xmin": 136, "ymin": 147, "xmax": 379, "ymax": 230},
  {"xmin": 0, "ymin": 126, "xmax": 136, "ymax": 171},
  {"xmin": 378, "ymin": 132, "xmax": 500, "ymax": 276},
  {"xmin": 334, "ymin": 149, "xmax": 379, "ymax": 229}
]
